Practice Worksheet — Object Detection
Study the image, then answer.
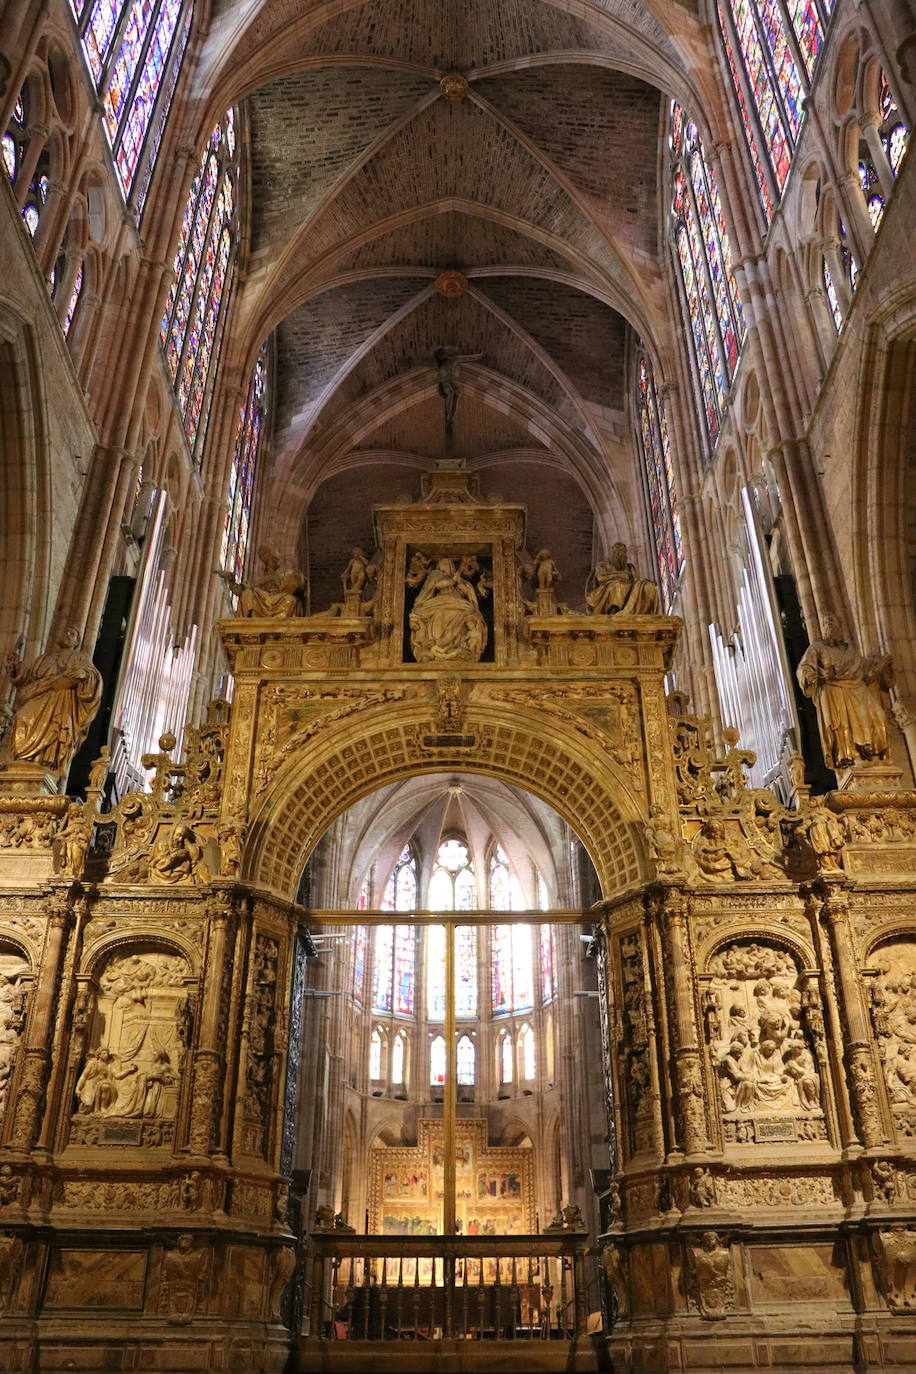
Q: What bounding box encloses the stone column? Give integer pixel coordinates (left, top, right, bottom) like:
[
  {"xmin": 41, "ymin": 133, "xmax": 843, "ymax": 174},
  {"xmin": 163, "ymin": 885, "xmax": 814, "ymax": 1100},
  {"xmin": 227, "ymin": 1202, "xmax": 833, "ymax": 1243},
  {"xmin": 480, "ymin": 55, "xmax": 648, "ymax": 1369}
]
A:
[
  {"xmin": 817, "ymin": 879, "xmax": 886, "ymax": 1148},
  {"xmin": 187, "ymin": 890, "xmax": 237, "ymax": 1158},
  {"xmin": 653, "ymin": 886, "xmax": 711, "ymax": 1157},
  {"xmin": 7, "ymin": 888, "xmax": 72, "ymax": 1153}
]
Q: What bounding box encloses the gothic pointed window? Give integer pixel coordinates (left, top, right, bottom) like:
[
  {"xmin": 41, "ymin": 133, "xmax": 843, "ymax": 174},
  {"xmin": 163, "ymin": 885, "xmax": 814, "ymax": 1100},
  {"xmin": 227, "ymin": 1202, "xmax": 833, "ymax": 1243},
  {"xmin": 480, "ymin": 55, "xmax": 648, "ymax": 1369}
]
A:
[
  {"xmin": 880, "ymin": 72, "xmax": 909, "ymax": 176},
  {"xmin": 221, "ymin": 343, "xmax": 268, "ymax": 589},
  {"xmin": 373, "ymin": 845, "xmax": 417, "ymax": 1015},
  {"xmin": 500, "ymin": 1032, "xmax": 514, "ymax": 1084},
  {"xmin": 670, "ymin": 107, "xmax": 746, "ymax": 445},
  {"xmin": 540, "ymin": 925, "xmax": 556, "ymax": 1003},
  {"xmin": 489, "ymin": 845, "xmax": 534, "ymax": 1013},
  {"xmin": 635, "ymin": 347, "xmax": 684, "ymax": 609},
  {"xmin": 456, "ymin": 1035, "xmax": 476, "ymax": 1085},
  {"xmin": 63, "ymin": 265, "xmax": 85, "ymax": 336},
  {"xmin": 160, "ymin": 110, "xmax": 238, "ymax": 464},
  {"xmin": 430, "ymin": 1035, "xmax": 446, "ymax": 1086},
  {"xmin": 70, "ymin": 0, "xmax": 192, "ymax": 213},
  {"xmin": 391, "ymin": 1031, "xmax": 407, "ymax": 1085},
  {"xmin": 369, "ymin": 1028, "xmax": 384, "ymax": 1081},
  {"xmin": 427, "ymin": 840, "xmax": 478, "ymax": 1019},
  {"xmin": 716, "ymin": 0, "xmax": 830, "ymax": 221},
  {"xmin": 352, "ymin": 923, "xmax": 367, "ymax": 1005},
  {"xmin": 519, "ymin": 1024, "xmax": 536, "ymax": 1081}
]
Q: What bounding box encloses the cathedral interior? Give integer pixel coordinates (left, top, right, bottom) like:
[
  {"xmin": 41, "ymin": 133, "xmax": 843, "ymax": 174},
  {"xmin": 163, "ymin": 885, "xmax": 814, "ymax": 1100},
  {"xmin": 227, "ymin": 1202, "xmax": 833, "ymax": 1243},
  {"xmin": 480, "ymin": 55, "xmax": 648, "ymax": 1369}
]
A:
[{"xmin": 0, "ymin": 0, "xmax": 916, "ymax": 1370}]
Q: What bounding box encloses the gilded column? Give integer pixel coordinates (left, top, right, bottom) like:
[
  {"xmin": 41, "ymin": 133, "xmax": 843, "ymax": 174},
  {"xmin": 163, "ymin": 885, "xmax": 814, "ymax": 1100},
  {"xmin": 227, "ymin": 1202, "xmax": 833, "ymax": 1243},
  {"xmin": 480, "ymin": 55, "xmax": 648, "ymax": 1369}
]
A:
[
  {"xmin": 188, "ymin": 890, "xmax": 238, "ymax": 1158},
  {"xmin": 7, "ymin": 889, "xmax": 73, "ymax": 1153}
]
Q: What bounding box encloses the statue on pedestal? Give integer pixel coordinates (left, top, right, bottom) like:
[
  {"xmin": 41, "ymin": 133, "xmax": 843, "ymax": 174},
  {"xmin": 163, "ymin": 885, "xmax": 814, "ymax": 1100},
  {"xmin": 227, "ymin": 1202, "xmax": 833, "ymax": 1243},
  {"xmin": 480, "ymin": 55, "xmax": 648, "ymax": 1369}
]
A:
[
  {"xmin": 586, "ymin": 543, "xmax": 660, "ymax": 616},
  {"xmin": 796, "ymin": 615, "xmax": 893, "ymax": 770},
  {"xmin": 3, "ymin": 628, "xmax": 102, "ymax": 775},
  {"xmin": 218, "ymin": 545, "xmax": 306, "ymax": 618}
]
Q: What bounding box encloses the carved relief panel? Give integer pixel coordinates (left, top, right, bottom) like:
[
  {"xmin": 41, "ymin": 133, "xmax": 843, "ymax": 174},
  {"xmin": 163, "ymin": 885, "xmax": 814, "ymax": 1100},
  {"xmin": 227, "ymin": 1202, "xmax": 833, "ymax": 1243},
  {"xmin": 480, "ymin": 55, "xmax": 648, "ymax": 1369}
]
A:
[
  {"xmin": 868, "ymin": 937, "xmax": 916, "ymax": 1137},
  {"xmin": 242, "ymin": 934, "xmax": 280, "ymax": 1158},
  {"xmin": 617, "ymin": 931, "xmax": 654, "ymax": 1157},
  {"xmin": 704, "ymin": 941, "xmax": 827, "ymax": 1145},
  {"xmin": 69, "ymin": 944, "xmax": 192, "ymax": 1148},
  {"xmin": 0, "ymin": 949, "xmax": 29, "ymax": 1130}
]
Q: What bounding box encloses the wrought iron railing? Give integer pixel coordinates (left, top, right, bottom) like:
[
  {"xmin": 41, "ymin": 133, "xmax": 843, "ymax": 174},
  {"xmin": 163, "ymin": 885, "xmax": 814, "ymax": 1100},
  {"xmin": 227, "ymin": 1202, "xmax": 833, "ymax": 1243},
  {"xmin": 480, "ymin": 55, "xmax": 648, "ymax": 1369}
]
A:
[{"xmin": 304, "ymin": 1232, "xmax": 590, "ymax": 1342}]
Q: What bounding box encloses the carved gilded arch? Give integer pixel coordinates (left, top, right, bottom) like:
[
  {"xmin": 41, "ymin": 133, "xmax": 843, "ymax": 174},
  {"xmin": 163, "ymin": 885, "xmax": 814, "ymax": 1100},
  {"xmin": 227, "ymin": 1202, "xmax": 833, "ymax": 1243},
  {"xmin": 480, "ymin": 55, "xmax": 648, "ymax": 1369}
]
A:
[
  {"xmin": 697, "ymin": 923, "xmax": 817, "ymax": 974},
  {"xmin": 243, "ymin": 697, "xmax": 648, "ymax": 902}
]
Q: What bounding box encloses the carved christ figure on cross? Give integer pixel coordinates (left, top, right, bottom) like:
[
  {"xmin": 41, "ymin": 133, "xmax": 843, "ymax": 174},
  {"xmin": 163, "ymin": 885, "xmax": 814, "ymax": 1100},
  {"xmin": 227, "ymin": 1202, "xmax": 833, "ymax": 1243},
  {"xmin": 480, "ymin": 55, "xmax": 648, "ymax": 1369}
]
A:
[{"xmin": 433, "ymin": 346, "xmax": 484, "ymax": 434}]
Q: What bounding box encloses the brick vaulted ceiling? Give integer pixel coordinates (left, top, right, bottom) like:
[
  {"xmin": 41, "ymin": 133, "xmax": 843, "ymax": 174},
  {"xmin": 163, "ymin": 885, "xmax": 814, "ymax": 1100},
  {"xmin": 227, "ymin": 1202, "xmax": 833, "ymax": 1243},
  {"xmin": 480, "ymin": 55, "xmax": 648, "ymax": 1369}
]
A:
[{"xmin": 199, "ymin": 0, "xmax": 705, "ymax": 608}]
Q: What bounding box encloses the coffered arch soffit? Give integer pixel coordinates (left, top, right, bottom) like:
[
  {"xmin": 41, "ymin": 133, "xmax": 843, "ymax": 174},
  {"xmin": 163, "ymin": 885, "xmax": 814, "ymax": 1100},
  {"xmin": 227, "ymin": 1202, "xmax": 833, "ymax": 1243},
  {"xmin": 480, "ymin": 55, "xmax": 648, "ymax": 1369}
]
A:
[{"xmin": 243, "ymin": 697, "xmax": 648, "ymax": 903}]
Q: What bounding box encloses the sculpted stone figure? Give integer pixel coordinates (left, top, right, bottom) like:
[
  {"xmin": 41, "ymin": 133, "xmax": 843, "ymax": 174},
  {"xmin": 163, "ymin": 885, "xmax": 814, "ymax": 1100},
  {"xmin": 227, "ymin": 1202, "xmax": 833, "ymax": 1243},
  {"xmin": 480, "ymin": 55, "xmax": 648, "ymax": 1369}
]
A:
[
  {"xmin": 148, "ymin": 823, "xmax": 209, "ymax": 885},
  {"xmin": 796, "ymin": 614, "xmax": 893, "ymax": 770},
  {"xmin": 269, "ymin": 1246, "xmax": 297, "ymax": 1321},
  {"xmin": 868, "ymin": 941, "xmax": 916, "ymax": 1117},
  {"xmin": 163, "ymin": 1234, "xmax": 209, "ymax": 1324},
  {"xmin": 690, "ymin": 1167, "xmax": 716, "ymax": 1208},
  {"xmin": 407, "ymin": 557, "xmax": 488, "ymax": 663},
  {"xmin": 55, "ymin": 801, "xmax": 94, "ymax": 876},
  {"xmin": 797, "ymin": 801, "xmax": 846, "ymax": 872},
  {"xmin": 873, "ymin": 1225, "xmax": 916, "ymax": 1310},
  {"xmin": 693, "ymin": 818, "xmax": 762, "ymax": 881},
  {"xmin": 433, "ymin": 345, "xmax": 483, "ymax": 432},
  {"xmin": 219, "ymin": 544, "xmax": 306, "ymax": 618},
  {"xmin": 586, "ymin": 543, "xmax": 660, "ymax": 616},
  {"xmin": 645, "ymin": 803, "xmax": 681, "ymax": 874},
  {"xmin": 688, "ymin": 1232, "xmax": 733, "ymax": 1319},
  {"xmin": 4, "ymin": 627, "xmax": 102, "ymax": 775},
  {"xmin": 342, "ymin": 547, "xmax": 372, "ymax": 597}
]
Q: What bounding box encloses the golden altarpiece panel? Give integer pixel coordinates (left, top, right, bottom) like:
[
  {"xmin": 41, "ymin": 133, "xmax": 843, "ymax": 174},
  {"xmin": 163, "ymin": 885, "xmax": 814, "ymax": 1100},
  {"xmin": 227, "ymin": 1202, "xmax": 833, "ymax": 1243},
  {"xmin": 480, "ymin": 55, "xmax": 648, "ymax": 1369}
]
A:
[{"xmin": 0, "ymin": 472, "xmax": 914, "ymax": 1370}]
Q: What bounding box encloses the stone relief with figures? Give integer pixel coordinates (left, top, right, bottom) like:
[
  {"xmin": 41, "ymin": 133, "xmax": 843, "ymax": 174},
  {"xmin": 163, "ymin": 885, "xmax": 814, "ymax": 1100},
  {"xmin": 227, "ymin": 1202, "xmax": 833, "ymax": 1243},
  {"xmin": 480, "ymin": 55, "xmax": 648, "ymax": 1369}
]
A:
[
  {"xmin": 704, "ymin": 941, "xmax": 827, "ymax": 1145},
  {"xmin": 70, "ymin": 948, "xmax": 189, "ymax": 1147},
  {"xmin": 868, "ymin": 938, "xmax": 916, "ymax": 1135}
]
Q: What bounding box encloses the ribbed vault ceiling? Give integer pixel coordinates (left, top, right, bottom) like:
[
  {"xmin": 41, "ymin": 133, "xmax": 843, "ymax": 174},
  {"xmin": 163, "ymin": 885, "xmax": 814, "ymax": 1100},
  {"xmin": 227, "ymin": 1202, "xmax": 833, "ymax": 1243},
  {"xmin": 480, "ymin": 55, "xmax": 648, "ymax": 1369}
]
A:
[{"xmin": 198, "ymin": 0, "xmax": 704, "ymax": 602}]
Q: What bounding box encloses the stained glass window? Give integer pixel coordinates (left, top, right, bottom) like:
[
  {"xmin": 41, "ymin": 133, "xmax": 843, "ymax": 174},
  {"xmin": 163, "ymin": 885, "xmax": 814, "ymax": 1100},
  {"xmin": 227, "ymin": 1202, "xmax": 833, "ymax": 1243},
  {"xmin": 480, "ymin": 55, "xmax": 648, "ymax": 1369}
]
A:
[
  {"xmin": 717, "ymin": 0, "xmax": 833, "ymax": 222},
  {"xmin": 670, "ymin": 108, "xmax": 746, "ymax": 446},
  {"xmin": 394, "ymin": 926, "xmax": 416, "ymax": 1015},
  {"xmin": 859, "ymin": 152, "xmax": 885, "ymax": 229},
  {"xmin": 489, "ymin": 844, "xmax": 524, "ymax": 911},
  {"xmin": 822, "ymin": 219, "xmax": 858, "ymax": 332},
  {"xmin": 2, "ymin": 96, "xmax": 25, "ymax": 186},
  {"xmin": 636, "ymin": 348, "xmax": 683, "ymax": 609},
  {"xmin": 372, "ymin": 926, "xmax": 394, "ymax": 1013},
  {"xmin": 540, "ymin": 925, "xmax": 556, "ymax": 1002},
  {"xmin": 382, "ymin": 844, "xmax": 418, "ymax": 912},
  {"xmin": 391, "ymin": 1031, "xmax": 407, "ymax": 1084},
  {"xmin": 430, "ymin": 1035, "xmax": 446, "ymax": 1086},
  {"xmin": 221, "ymin": 342, "xmax": 267, "ymax": 589},
  {"xmin": 160, "ymin": 111, "xmax": 238, "ymax": 463},
  {"xmin": 878, "ymin": 71, "xmax": 909, "ymax": 179},
  {"xmin": 500, "ymin": 1033, "xmax": 514, "ymax": 1083},
  {"xmin": 63, "ymin": 266, "xmax": 85, "ymax": 336},
  {"xmin": 426, "ymin": 924, "xmax": 478, "ymax": 1019},
  {"xmin": 490, "ymin": 924, "xmax": 534, "ymax": 1014},
  {"xmin": 71, "ymin": 0, "xmax": 191, "ymax": 211},
  {"xmin": 369, "ymin": 1028, "xmax": 383, "ymax": 1080},
  {"xmin": 352, "ymin": 925, "xmax": 367, "ymax": 1004},
  {"xmin": 519, "ymin": 1024, "xmax": 536, "ymax": 1080},
  {"xmin": 457, "ymin": 1035, "xmax": 475, "ymax": 1085}
]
